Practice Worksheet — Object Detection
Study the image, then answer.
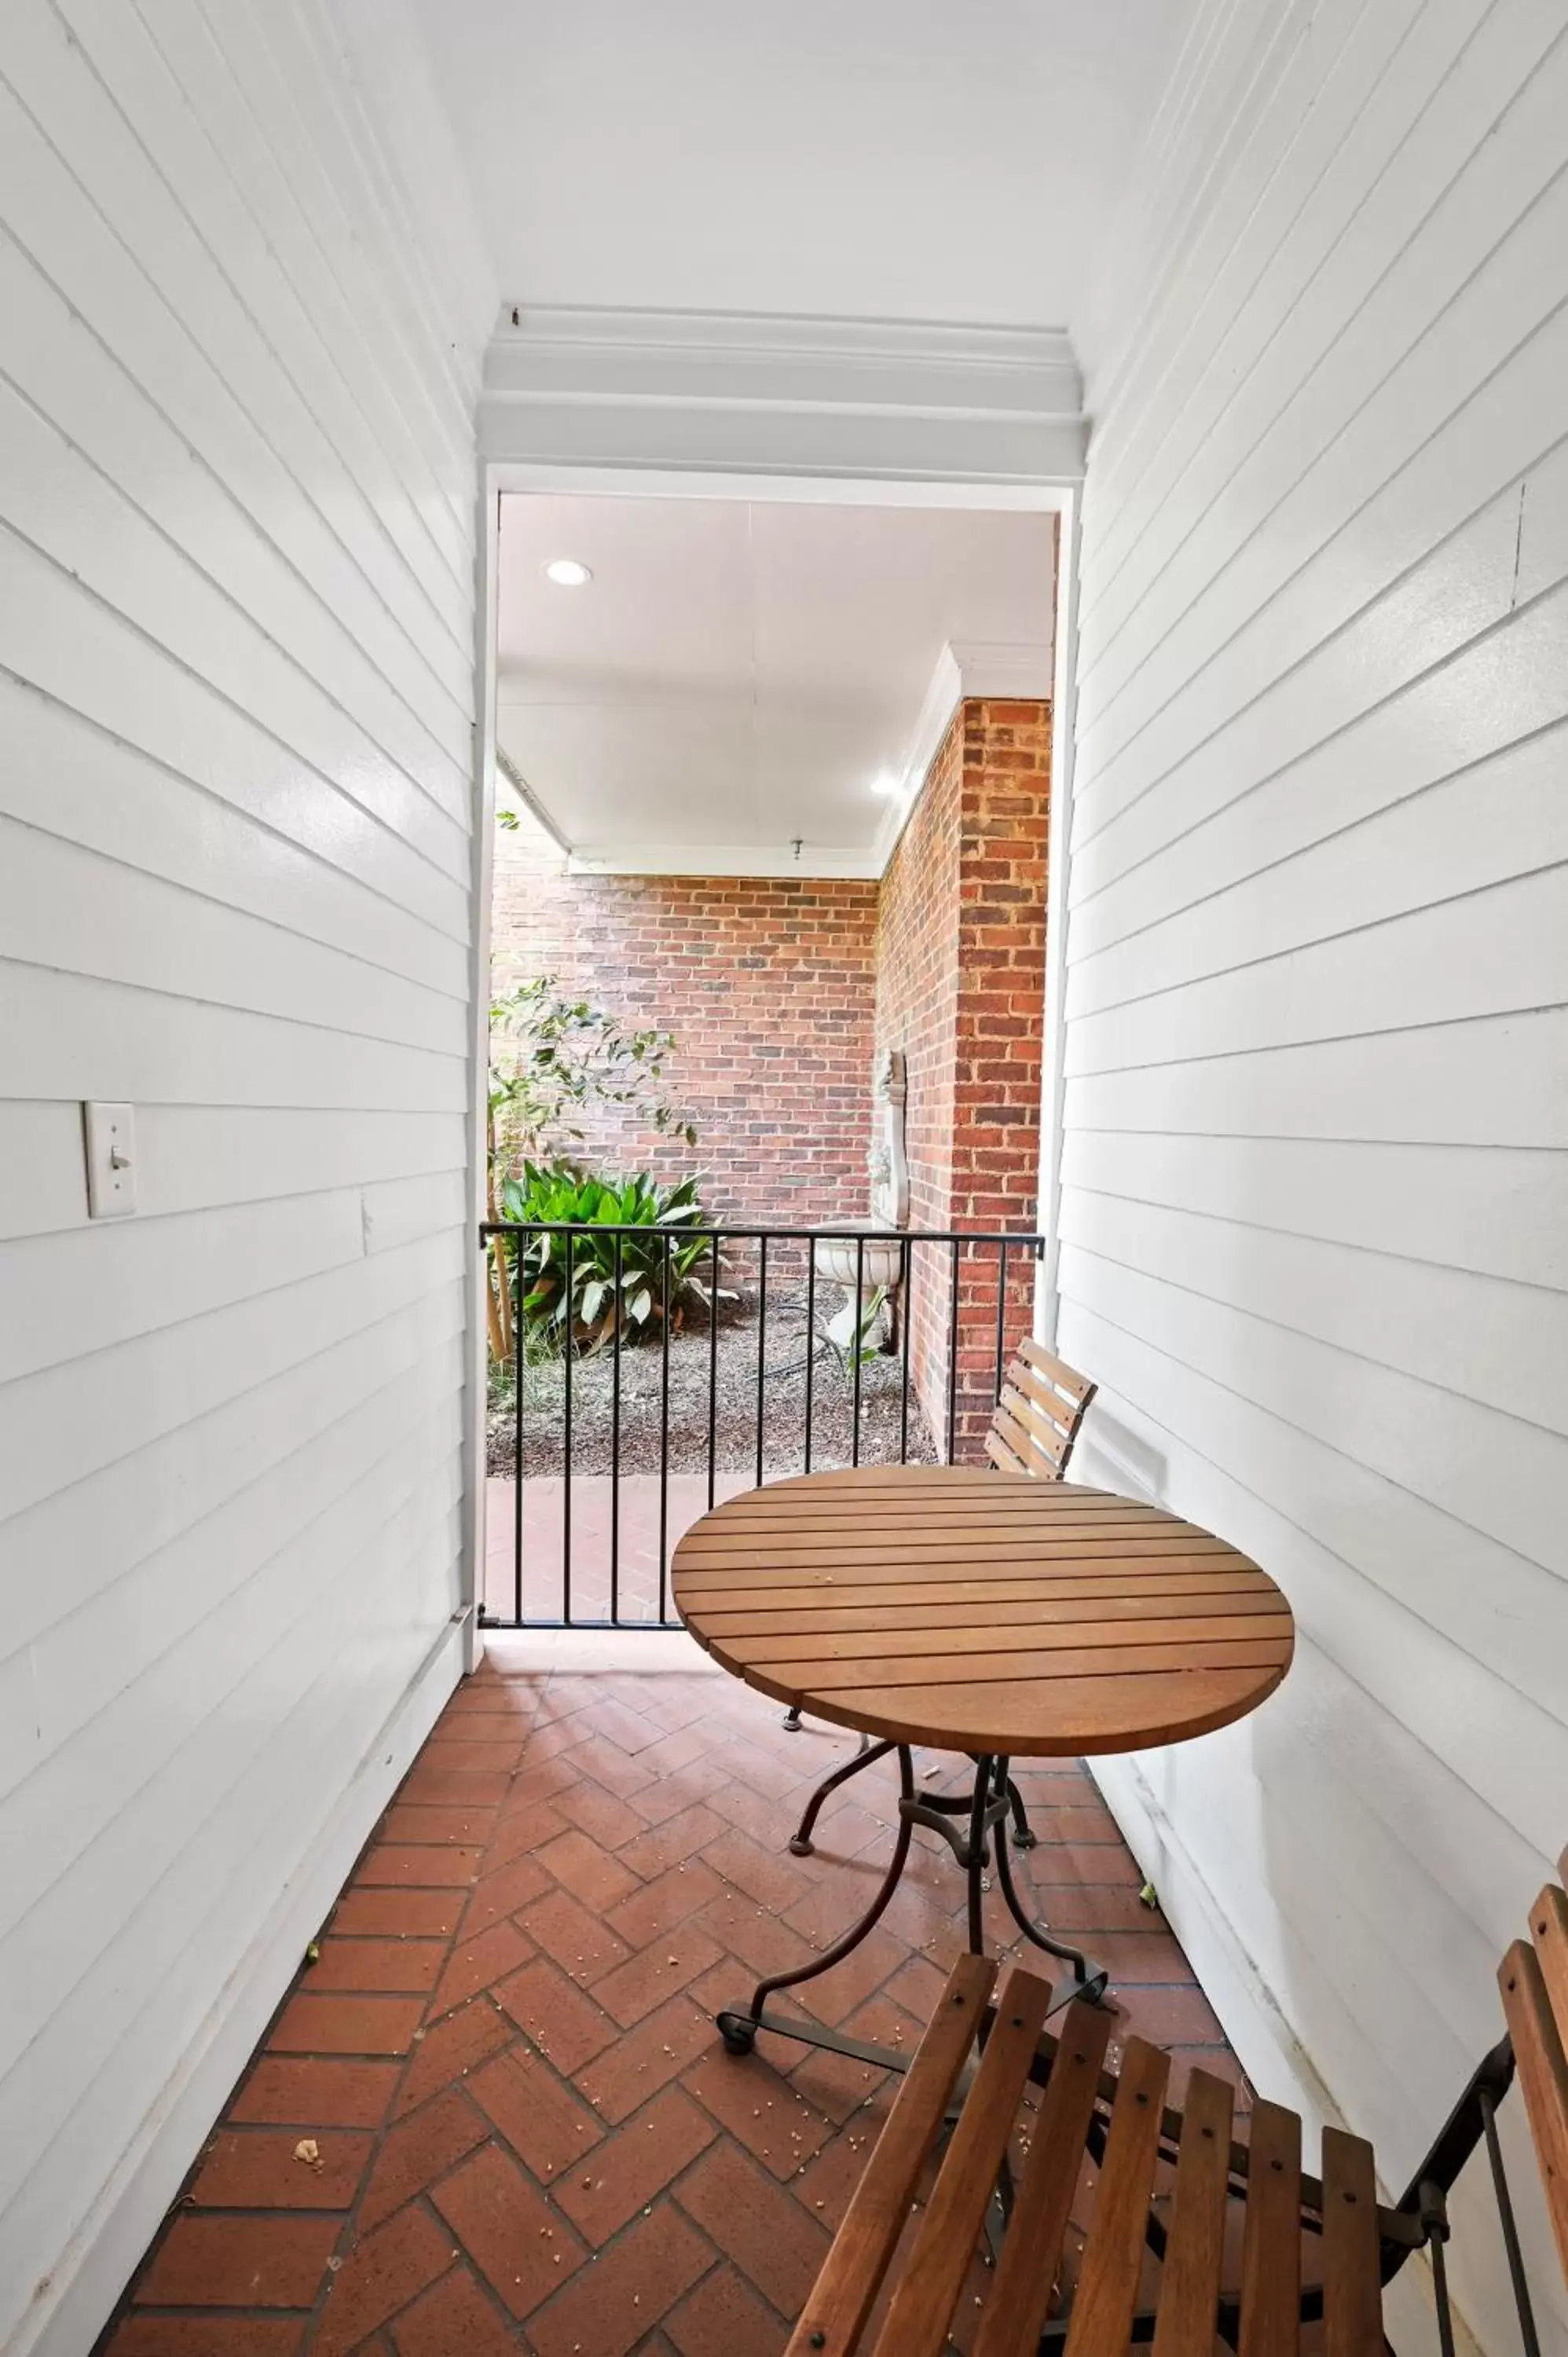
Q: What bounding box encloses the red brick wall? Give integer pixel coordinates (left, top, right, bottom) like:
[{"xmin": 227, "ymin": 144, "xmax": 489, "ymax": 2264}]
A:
[
  {"xmin": 491, "ymin": 817, "xmax": 879, "ymax": 1224},
  {"xmin": 875, "ymin": 698, "xmax": 1052, "ymax": 1457}
]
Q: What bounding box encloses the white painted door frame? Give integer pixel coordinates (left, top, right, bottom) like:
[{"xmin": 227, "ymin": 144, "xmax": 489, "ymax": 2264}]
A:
[{"xmin": 461, "ymin": 459, "xmax": 1083, "ymax": 1652}]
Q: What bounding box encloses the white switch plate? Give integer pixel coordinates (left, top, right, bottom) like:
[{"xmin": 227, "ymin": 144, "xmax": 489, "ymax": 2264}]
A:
[{"xmin": 83, "ymin": 1102, "xmax": 137, "ymax": 1219}]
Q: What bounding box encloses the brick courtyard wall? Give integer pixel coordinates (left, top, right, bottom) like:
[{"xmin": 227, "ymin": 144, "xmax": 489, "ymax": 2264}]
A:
[
  {"xmin": 875, "ymin": 698, "xmax": 1052, "ymax": 1458},
  {"xmin": 491, "ymin": 815, "xmax": 879, "ymax": 1225}
]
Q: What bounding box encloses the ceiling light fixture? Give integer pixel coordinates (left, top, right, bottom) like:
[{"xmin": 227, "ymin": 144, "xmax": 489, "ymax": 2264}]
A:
[
  {"xmin": 870, "ymin": 771, "xmax": 902, "ymax": 797},
  {"xmin": 542, "ymin": 557, "xmax": 592, "ymax": 588}
]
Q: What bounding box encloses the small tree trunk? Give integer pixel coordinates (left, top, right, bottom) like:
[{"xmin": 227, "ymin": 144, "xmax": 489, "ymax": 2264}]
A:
[{"xmin": 486, "ymin": 1105, "xmax": 515, "ymax": 1365}]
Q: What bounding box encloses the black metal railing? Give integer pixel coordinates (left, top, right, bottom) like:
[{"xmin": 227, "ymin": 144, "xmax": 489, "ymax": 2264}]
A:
[{"xmin": 478, "ymin": 1222, "xmax": 1046, "ymax": 1629}]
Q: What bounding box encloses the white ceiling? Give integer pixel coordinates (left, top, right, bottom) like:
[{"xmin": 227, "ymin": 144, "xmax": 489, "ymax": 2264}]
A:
[
  {"xmin": 408, "ymin": 0, "xmax": 1197, "ymax": 332},
  {"xmin": 496, "ymin": 494, "xmax": 1055, "ymax": 864}
]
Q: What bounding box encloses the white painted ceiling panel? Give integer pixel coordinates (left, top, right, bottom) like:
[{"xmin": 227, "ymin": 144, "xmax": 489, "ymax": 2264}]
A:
[
  {"xmin": 496, "ymin": 493, "xmax": 1055, "ymax": 860},
  {"xmin": 408, "ymin": 0, "xmax": 1199, "ymax": 333}
]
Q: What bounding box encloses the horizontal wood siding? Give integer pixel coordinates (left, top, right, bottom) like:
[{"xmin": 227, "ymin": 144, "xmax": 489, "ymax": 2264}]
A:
[
  {"xmin": 1064, "ymin": 5, "xmax": 1568, "ymax": 2350},
  {"xmin": 0, "ymin": 1, "xmax": 490, "ymax": 2348}
]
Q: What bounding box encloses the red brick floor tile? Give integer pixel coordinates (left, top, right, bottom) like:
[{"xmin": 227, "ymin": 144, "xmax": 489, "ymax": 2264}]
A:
[
  {"xmin": 673, "ymin": 2140, "xmax": 831, "ymax": 2318},
  {"xmin": 479, "ymin": 1798, "xmax": 570, "ymax": 1871},
  {"xmin": 328, "ymin": 1888, "xmax": 463, "ymax": 1940},
  {"xmin": 691, "ymin": 1892, "xmax": 815, "ymax": 1982},
  {"xmin": 430, "ymin": 2142, "xmax": 587, "ymax": 2319},
  {"xmin": 397, "ymin": 1765, "xmax": 511, "ymax": 1806},
  {"xmin": 493, "ymin": 1956, "xmax": 617, "ymax": 2073},
  {"xmin": 526, "ymin": 2204, "xmax": 713, "ymax": 2357},
  {"xmin": 700, "ymin": 1827, "xmax": 817, "ymax": 1915},
  {"xmin": 135, "ymin": 2216, "xmax": 339, "ymax": 2308},
  {"xmin": 105, "ymin": 2320, "xmax": 305, "ymax": 2355},
  {"xmin": 460, "ymin": 1851, "xmax": 552, "ymax": 1934},
  {"xmin": 680, "ymin": 2047, "xmax": 833, "ymax": 2181},
  {"xmin": 469, "ymin": 2044, "xmax": 604, "ymax": 2183},
  {"xmin": 392, "ymin": 1997, "xmax": 513, "ymax": 2117},
  {"xmin": 552, "ymin": 2084, "xmax": 717, "ymax": 2245},
  {"xmin": 311, "ymin": 2205, "xmax": 454, "ymax": 2356},
  {"xmin": 522, "ymin": 1885, "xmax": 632, "ymax": 1982},
  {"xmin": 1113, "ymin": 1981, "xmax": 1228, "ymax": 2045},
  {"xmin": 576, "ymin": 1991, "xmax": 720, "ymax": 2125},
  {"xmin": 355, "ymin": 1845, "xmax": 484, "ymax": 1888},
  {"xmin": 308, "ymin": 1937, "xmax": 445, "ymax": 1993},
  {"xmin": 109, "ymin": 1647, "xmax": 1236, "ymax": 2355},
  {"xmin": 614, "ymin": 1802, "xmax": 727, "ymax": 1879},
  {"xmin": 230, "ymin": 2057, "xmax": 400, "ymax": 2128},
  {"xmin": 389, "ymin": 2264, "xmax": 522, "ymax": 2357},
  {"xmin": 424, "ymin": 1919, "xmax": 533, "ymax": 2018},
  {"xmin": 665, "ymin": 2260, "xmax": 790, "ymax": 2357},
  {"xmin": 788, "ymin": 2117, "xmax": 884, "ymax": 2231},
  {"xmin": 357, "ymin": 2084, "xmax": 490, "ymax": 2230},
  {"xmin": 605, "ymin": 1857, "xmax": 726, "ymax": 1951},
  {"xmin": 535, "ymin": 1826, "xmax": 641, "ymax": 1912},
  {"xmin": 380, "ymin": 1802, "xmax": 500, "ymax": 1846},
  {"xmin": 187, "ymin": 2126, "xmax": 372, "ymax": 2209},
  {"xmin": 267, "ymin": 1992, "xmax": 424, "ymax": 2056},
  {"xmin": 548, "ymin": 1776, "xmax": 647, "ymax": 1849},
  {"xmin": 591, "ymin": 1928, "xmax": 724, "ymax": 2028}
]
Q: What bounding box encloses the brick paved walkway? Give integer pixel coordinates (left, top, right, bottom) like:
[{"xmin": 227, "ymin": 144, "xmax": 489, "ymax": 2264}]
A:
[{"xmin": 98, "ymin": 1633, "xmax": 1242, "ymax": 2355}]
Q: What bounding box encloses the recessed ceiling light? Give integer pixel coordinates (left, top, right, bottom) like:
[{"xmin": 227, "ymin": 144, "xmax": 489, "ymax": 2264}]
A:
[
  {"xmin": 870, "ymin": 771, "xmax": 902, "ymax": 797},
  {"xmin": 542, "ymin": 557, "xmax": 592, "ymax": 588}
]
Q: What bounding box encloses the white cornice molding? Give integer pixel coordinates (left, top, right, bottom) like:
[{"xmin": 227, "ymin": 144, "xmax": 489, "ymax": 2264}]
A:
[
  {"xmin": 870, "ymin": 637, "xmax": 1053, "ymax": 871},
  {"xmin": 480, "ymin": 304, "xmax": 1086, "ymax": 482},
  {"xmin": 567, "ymin": 843, "xmax": 882, "ymax": 882}
]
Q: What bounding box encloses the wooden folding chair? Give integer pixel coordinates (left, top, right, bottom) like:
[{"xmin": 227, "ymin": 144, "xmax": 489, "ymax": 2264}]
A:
[{"xmin": 786, "ymin": 1842, "xmax": 1568, "ymax": 2356}]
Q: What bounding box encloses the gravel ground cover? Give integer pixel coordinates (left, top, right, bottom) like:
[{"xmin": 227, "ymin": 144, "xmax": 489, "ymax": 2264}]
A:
[{"xmin": 486, "ymin": 1280, "xmax": 938, "ymax": 1478}]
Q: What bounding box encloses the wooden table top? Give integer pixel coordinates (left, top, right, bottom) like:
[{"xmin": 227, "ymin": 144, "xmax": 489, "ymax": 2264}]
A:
[{"xmin": 672, "ymin": 1467, "xmax": 1293, "ymax": 1757}]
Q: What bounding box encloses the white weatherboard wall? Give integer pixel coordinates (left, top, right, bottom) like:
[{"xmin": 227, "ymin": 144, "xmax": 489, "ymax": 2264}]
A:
[
  {"xmin": 1061, "ymin": 3, "xmax": 1568, "ymax": 2352},
  {"xmin": 0, "ymin": 3, "xmax": 492, "ymax": 2350}
]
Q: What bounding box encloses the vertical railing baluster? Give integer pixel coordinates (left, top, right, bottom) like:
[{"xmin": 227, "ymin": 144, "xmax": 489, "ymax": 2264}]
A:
[
  {"xmin": 994, "ymin": 1239, "xmax": 1009, "ymax": 1406},
  {"xmin": 512, "ymin": 1226, "xmax": 523, "ymax": 1625},
  {"xmin": 658, "ymin": 1231, "xmax": 671, "ymax": 1624},
  {"xmin": 707, "ymin": 1233, "xmax": 720, "ymax": 1511},
  {"xmin": 851, "ymin": 1231, "xmax": 865, "ymax": 1468},
  {"xmin": 562, "ymin": 1228, "xmax": 573, "ymax": 1626},
  {"xmin": 804, "ymin": 1234, "xmax": 816, "ymax": 1474},
  {"xmin": 755, "ymin": 1234, "xmax": 768, "ymax": 1490},
  {"xmin": 899, "ymin": 1237, "xmax": 912, "ymax": 1464},
  {"xmin": 610, "ymin": 1231, "xmax": 622, "ymax": 1626},
  {"xmin": 947, "ymin": 1237, "xmax": 960, "ymax": 1466}
]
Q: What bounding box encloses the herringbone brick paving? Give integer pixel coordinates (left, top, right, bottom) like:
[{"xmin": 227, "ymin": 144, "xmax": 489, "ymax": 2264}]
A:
[{"xmin": 99, "ymin": 1634, "xmax": 1242, "ymax": 2355}]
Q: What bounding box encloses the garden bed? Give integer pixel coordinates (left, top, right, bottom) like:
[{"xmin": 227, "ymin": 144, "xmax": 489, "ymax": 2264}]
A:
[{"xmin": 485, "ymin": 1279, "xmax": 939, "ymax": 1479}]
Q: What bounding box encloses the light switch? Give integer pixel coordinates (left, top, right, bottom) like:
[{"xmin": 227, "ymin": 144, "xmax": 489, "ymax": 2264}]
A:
[{"xmin": 83, "ymin": 1102, "xmax": 137, "ymax": 1219}]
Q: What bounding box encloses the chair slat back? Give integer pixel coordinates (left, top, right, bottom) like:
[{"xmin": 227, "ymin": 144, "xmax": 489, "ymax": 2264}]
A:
[
  {"xmin": 987, "ymin": 1339, "xmax": 1096, "ymax": 1483},
  {"xmin": 1500, "ymin": 1853, "xmax": 1568, "ymax": 2291}
]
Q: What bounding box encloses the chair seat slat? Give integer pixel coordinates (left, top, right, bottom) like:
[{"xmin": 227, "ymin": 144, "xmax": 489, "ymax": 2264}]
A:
[
  {"xmin": 784, "ymin": 1953, "xmax": 995, "ymax": 2357},
  {"xmin": 1150, "ymin": 2066, "xmax": 1234, "ymax": 2357},
  {"xmin": 1321, "ymin": 2126, "xmax": 1382, "ymax": 2357},
  {"xmin": 1500, "ymin": 1937, "xmax": 1568, "ymax": 2289},
  {"xmin": 870, "ymin": 1969, "xmax": 1057, "ymax": 2357},
  {"xmin": 973, "ymin": 1996, "xmax": 1114, "ymax": 2357},
  {"xmin": 1238, "ymin": 2100, "xmax": 1302, "ymax": 2357},
  {"xmin": 1063, "ymin": 2036, "xmax": 1171, "ymax": 2357}
]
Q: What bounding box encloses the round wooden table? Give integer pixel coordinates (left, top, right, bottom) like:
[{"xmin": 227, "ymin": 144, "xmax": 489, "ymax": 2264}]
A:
[{"xmin": 672, "ymin": 1466, "xmax": 1292, "ymax": 2063}]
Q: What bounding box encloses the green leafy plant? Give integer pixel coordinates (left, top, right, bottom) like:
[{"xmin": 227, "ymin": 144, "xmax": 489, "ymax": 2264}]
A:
[
  {"xmin": 500, "ymin": 1162, "xmax": 726, "ymax": 1351},
  {"xmin": 484, "ymin": 976, "xmax": 698, "ymax": 1364},
  {"xmin": 826, "ymin": 1284, "xmax": 888, "ymax": 1377}
]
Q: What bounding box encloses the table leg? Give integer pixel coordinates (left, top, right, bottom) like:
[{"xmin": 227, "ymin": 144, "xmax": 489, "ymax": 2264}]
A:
[
  {"xmin": 989, "ymin": 1754, "xmax": 1109, "ymax": 2003},
  {"xmin": 717, "ymin": 1744, "xmax": 918, "ymax": 2058},
  {"xmin": 716, "ymin": 1750, "xmax": 1108, "ymax": 2070}
]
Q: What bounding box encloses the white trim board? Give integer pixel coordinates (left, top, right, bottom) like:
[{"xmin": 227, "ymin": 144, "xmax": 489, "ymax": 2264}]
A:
[
  {"xmin": 481, "ymin": 305, "xmax": 1086, "ymax": 482},
  {"xmin": 22, "ymin": 1613, "xmax": 468, "ymax": 2357},
  {"xmin": 568, "ymin": 844, "xmax": 884, "ymax": 882},
  {"xmin": 870, "ymin": 637, "xmax": 1054, "ymax": 874}
]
